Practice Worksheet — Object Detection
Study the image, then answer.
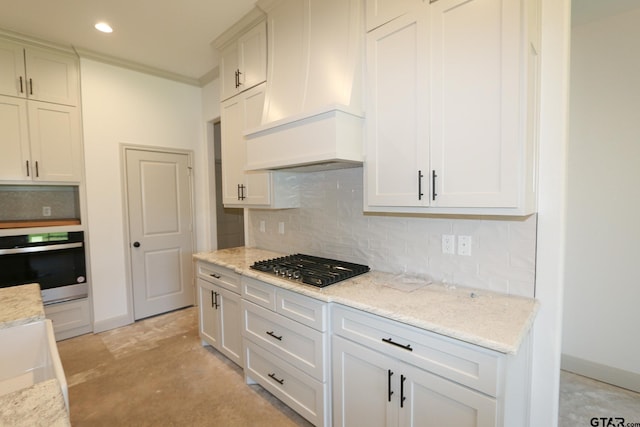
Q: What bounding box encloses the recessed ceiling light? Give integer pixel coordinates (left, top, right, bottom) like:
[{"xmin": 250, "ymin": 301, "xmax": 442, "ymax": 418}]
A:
[{"xmin": 95, "ymin": 22, "xmax": 113, "ymax": 33}]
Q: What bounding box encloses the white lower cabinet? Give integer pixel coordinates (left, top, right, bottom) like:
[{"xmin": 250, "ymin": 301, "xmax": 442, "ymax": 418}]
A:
[
  {"xmin": 194, "ymin": 266, "xmax": 532, "ymax": 426},
  {"xmin": 241, "ymin": 276, "xmax": 330, "ymax": 426},
  {"xmin": 44, "ymin": 298, "xmax": 92, "ymax": 341},
  {"xmin": 331, "ymin": 304, "xmax": 532, "ymax": 427},
  {"xmin": 196, "ymin": 262, "xmax": 243, "ymax": 367},
  {"xmin": 333, "ymin": 335, "xmax": 496, "ymax": 427}
]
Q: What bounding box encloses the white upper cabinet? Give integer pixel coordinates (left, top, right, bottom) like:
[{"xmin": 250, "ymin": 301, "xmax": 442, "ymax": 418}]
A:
[
  {"xmin": 364, "ymin": 0, "xmax": 541, "ymax": 216},
  {"xmin": 365, "ymin": 0, "xmax": 423, "ymax": 31},
  {"xmin": 219, "ymin": 19, "xmax": 267, "ymax": 101},
  {"xmin": 0, "ymin": 39, "xmax": 79, "ymax": 106},
  {"xmin": 0, "ymin": 95, "xmax": 82, "ymax": 183},
  {"xmin": 220, "ymin": 83, "xmax": 299, "ymax": 208}
]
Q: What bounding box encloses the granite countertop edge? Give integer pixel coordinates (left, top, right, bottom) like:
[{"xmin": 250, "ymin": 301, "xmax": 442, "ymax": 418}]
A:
[
  {"xmin": 0, "ymin": 379, "xmax": 70, "ymax": 427},
  {"xmin": 194, "ymin": 248, "xmax": 540, "ymax": 355},
  {"xmin": 0, "ymin": 283, "xmax": 46, "ymax": 330}
]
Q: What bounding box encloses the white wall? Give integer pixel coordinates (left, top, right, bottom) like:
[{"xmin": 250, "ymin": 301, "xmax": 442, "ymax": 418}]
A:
[
  {"xmin": 562, "ymin": 7, "xmax": 640, "ymax": 390},
  {"xmin": 529, "ymin": 0, "xmax": 571, "ymax": 424},
  {"xmin": 80, "ymin": 59, "xmax": 206, "ymax": 331}
]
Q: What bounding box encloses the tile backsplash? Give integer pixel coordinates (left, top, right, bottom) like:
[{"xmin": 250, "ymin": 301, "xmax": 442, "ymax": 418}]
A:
[
  {"xmin": 247, "ymin": 168, "xmax": 537, "ymax": 297},
  {"xmin": 0, "ymin": 185, "xmax": 80, "ymax": 221}
]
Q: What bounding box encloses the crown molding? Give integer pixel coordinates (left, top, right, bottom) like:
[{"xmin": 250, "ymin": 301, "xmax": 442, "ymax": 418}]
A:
[
  {"xmin": 0, "ymin": 28, "xmax": 77, "ymax": 55},
  {"xmin": 212, "ymin": 7, "xmax": 266, "ymax": 50},
  {"xmin": 74, "ymin": 48, "xmax": 202, "ymax": 87}
]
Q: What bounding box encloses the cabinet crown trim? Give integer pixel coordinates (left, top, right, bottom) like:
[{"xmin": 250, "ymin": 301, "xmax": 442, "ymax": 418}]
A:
[{"xmin": 212, "ymin": 8, "xmax": 266, "ymax": 50}]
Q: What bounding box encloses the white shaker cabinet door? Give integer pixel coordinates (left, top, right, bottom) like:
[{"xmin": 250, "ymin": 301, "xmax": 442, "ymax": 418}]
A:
[
  {"xmin": 198, "ymin": 279, "xmax": 220, "ymax": 348},
  {"xmin": 0, "ymin": 40, "xmax": 26, "ymax": 98},
  {"xmin": 365, "ymin": 10, "xmax": 429, "ymax": 208},
  {"xmin": 333, "ymin": 335, "xmax": 397, "ymax": 427},
  {"xmin": 429, "ymin": 0, "xmax": 522, "ymax": 208},
  {"xmin": 398, "ymin": 361, "xmax": 497, "ymax": 427},
  {"xmin": 27, "ymin": 100, "xmax": 82, "ymax": 182},
  {"xmin": 24, "ymin": 46, "xmax": 79, "ymax": 106},
  {"xmin": 237, "ymin": 21, "xmax": 267, "ymax": 94},
  {"xmin": 220, "ymin": 84, "xmax": 270, "ymax": 206},
  {"xmin": 0, "ymin": 95, "xmax": 30, "ymax": 181}
]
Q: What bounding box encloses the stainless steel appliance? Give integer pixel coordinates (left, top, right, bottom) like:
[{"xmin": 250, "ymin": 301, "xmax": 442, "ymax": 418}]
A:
[
  {"xmin": 250, "ymin": 254, "xmax": 369, "ymax": 287},
  {"xmin": 0, "ymin": 231, "xmax": 88, "ymax": 304}
]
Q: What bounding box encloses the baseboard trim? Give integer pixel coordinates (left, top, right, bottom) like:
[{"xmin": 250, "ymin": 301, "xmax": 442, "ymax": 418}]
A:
[
  {"xmin": 93, "ymin": 314, "xmax": 133, "ymax": 334},
  {"xmin": 561, "ymin": 354, "xmax": 640, "ymax": 393}
]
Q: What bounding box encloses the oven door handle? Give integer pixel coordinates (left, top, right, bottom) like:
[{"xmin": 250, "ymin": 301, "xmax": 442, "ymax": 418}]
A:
[{"xmin": 0, "ymin": 242, "xmax": 83, "ymax": 255}]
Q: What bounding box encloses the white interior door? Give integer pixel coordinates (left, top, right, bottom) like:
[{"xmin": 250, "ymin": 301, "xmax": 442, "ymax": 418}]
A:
[{"xmin": 125, "ymin": 148, "xmax": 194, "ymax": 320}]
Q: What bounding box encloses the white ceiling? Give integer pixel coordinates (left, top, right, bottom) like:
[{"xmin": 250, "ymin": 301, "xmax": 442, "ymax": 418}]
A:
[
  {"xmin": 1, "ymin": 1, "xmax": 638, "ymax": 86},
  {"xmin": 0, "ymin": 0, "xmax": 256, "ymax": 84}
]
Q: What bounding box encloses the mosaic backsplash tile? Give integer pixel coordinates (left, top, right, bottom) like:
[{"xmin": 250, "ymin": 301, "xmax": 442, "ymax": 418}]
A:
[{"xmin": 0, "ymin": 186, "xmax": 80, "ymax": 221}]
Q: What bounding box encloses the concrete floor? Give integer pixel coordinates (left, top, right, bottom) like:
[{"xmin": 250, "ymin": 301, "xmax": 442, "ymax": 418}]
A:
[
  {"xmin": 559, "ymin": 370, "xmax": 640, "ymax": 427},
  {"xmin": 57, "ymin": 307, "xmax": 312, "ymax": 426},
  {"xmin": 57, "ymin": 306, "xmax": 640, "ymax": 426}
]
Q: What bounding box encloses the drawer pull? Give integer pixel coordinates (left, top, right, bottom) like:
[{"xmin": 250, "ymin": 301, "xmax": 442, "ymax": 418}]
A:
[
  {"xmin": 387, "ymin": 370, "xmax": 394, "ymax": 402},
  {"xmin": 400, "ymin": 374, "xmax": 407, "ymax": 408},
  {"xmin": 382, "ymin": 338, "xmax": 413, "ymax": 352},
  {"xmin": 266, "ymin": 331, "xmax": 283, "ymax": 341},
  {"xmin": 268, "ymin": 372, "xmax": 284, "ymax": 385},
  {"xmin": 209, "ymin": 273, "xmax": 221, "ymax": 279}
]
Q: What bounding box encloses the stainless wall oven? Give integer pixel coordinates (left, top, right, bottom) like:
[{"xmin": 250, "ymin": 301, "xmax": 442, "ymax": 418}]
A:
[{"xmin": 0, "ymin": 231, "xmax": 87, "ymax": 304}]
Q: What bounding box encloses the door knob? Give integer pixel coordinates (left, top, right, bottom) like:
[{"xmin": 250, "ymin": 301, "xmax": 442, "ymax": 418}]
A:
[{"xmin": 133, "ymin": 241, "xmax": 141, "ymax": 248}]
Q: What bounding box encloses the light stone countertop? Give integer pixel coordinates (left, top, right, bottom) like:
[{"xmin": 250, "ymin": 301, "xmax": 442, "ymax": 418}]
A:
[
  {"xmin": 0, "ymin": 379, "xmax": 70, "ymax": 427},
  {"xmin": 194, "ymin": 247, "xmax": 540, "ymax": 354},
  {"xmin": 0, "ymin": 283, "xmax": 45, "ymax": 329}
]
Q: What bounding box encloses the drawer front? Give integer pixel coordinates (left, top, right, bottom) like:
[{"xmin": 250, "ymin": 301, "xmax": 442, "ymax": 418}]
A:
[
  {"xmin": 244, "ymin": 340, "xmax": 327, "ymax": 427},
  {"xmin": 331, "ymin": 304, "xmax": 501, "ymax": 396},
  {"xmin": 242, "ymin": 276, "xmax": 277, "ymax": 311},
  {"xmin": 243, "ymin": 300, "xmax": 327, "ymax": 381},
  {"xmin": 197, "ymin": 262, "xmax": 240, "ymax": 294},
  {"xmin": 277, "ymin": 288, "xmax": 327, "ymax": 331}
]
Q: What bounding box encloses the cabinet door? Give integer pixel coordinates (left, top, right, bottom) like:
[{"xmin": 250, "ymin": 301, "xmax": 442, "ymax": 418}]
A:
[
  {"xmin": 220, "ymin": 42, "xmax": 240, "ymax": 101},
  {"xmin": 221, "ymin": 95, "xmax": 245, "ymax": 204},
  {"xmin": 332, "ymin": 336, "xmax": 397, "ymax": 427},
  {"xmin": 28, "ymin": 101, "xmax": 82, "ymax": 182},
  {"xmin": 220, "ymin": 84, "xmax": 271, "ymax": 206},
  {"xmin": 237, "ymin": 21, "xmax": 267, "ymax": 93},
  {"xmin": 198, "ymin": 279, "xmax": 220, "ymax": 348},
  {"xmin": 365, "ymin": 10, "xmax": 429, "ymax": 207},
  {"xmin": 365, "ymin": 0, "xmax": 422, "ymax": 31},
  {"xmin": 218, "ymin": 286, "xmax": 243, "ymax": 367},
  {"xmin": 0, "ymin": 95, "xmax": 30, "ymax": 181},
  {"xmin": 0, "ymin": 40, "xmax": 26, "ymax": 98},
  {"xmin": 24, "ymin": 46, "xmax": 78, "ymax": 106},
  {"xmin": 429, "ymin": 0, "xmax": 520, "ymax": 208},
  {"xmin": 399, "ymin": 362, "xmax": 497, "ymax": 427}
]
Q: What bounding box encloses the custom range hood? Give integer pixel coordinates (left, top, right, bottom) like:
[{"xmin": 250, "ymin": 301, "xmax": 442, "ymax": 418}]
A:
[{"xmin": 245, "ymin": 0, "xmax": 364, "ymax": 172}]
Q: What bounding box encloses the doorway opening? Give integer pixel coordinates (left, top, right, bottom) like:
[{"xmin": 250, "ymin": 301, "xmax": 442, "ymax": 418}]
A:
[{"xmin": 210, "ymin": 120, "xmax": 244, "ymax": 249}]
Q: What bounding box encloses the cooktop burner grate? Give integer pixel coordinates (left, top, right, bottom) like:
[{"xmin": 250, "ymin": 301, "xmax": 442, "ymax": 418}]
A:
[{"xmin": 250, "ymin": 254, "xmax": 370, "ymax": 287}]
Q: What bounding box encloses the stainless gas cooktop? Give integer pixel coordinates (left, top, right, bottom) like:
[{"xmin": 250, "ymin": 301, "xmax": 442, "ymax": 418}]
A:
[{"xmin": 250, "ymin": 254, "xmax": 370, "ymax": 287}]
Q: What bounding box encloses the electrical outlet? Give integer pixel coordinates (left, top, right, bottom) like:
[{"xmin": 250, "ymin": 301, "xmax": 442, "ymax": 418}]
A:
[
  {"xmin": 259, "ymin": 220, "xmax": 266, "ymax": 233},
  {"xmin": 442, "ymin": 235, "xmax": 455, "ymax": 254},
  {"xmin": 458, "ymin": 235, "xmax": 472, "ymax": 256},
  {"xmin": 42, "ymin": 206, "xmax": 51, "ymax": 217},
  {"xmin": 278, "ymin": 222, "xmax": 285, "ymax": 235}
]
